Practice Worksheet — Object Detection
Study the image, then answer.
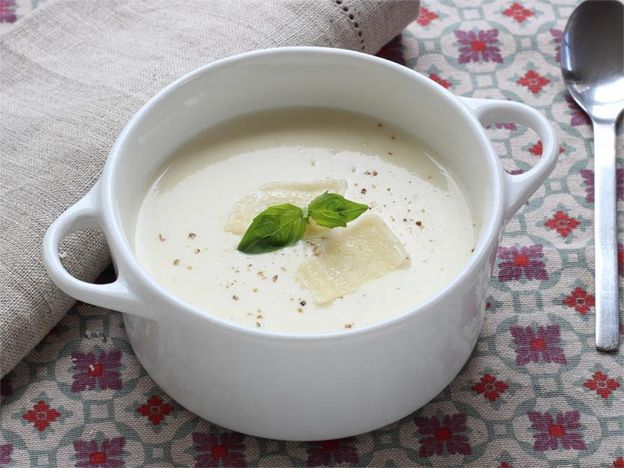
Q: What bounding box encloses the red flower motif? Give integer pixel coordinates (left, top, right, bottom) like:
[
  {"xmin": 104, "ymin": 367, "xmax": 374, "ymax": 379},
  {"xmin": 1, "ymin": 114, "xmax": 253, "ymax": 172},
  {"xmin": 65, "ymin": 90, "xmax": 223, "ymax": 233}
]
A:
[
  {"xmin": 545, "ymin": 211, "xmax": 580, "ymax": 237},
  {"xmin": 500, "ymin": 462, "xmax": 512, "ymax": 468},
  {"xmin": 529, "ymin": 141, "xmax": 544, "ymax": 156},
  {"xmin": 22, "ymin": 400, "xmax": 61, "ymax": 432},
  {"xmin": 503, "ymin": 3, "xmax": 534, "ymax": 23},
  {"xmin": 613, "ymin": 457, "xmax": 624, "ymax": 468},
  {"xmin": 563, "ymin": 287, "xmax": 595, "ymax": 315},
  {"xmin": 517, "ymin": 70, "xmax": 550, "ymax": 94},
  {"xmin": 137, "ymin": 395, "xmax": 173, "ymax": 425},
  {"xmin": 429, "ymin": 73, "xmax": 452, "ymax": 89},
  {"xmin": 417, "ymin": 7, "xmax": 439, "ymax": 26},
  {"xmin": 528, "ymin": 141, "xmax": 565, "ymax": 157},
  {"xmin": 619, "ymin": 243, "xmax": 624, "ymax": 277},
  {"xmin": 583, "ymin": 371, "xmax": 620, "ymax": 399},
  {"xmin": 472, "ymin": 374, "xmax": 509, "ymax": 401}
]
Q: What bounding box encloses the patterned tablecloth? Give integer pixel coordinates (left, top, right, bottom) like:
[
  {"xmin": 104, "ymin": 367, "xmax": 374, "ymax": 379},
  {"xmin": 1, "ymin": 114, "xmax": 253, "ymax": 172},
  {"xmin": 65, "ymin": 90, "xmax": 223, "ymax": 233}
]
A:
[{"xmin": 1, "ymin": 0, "xmax": 623, "ymax": 466}]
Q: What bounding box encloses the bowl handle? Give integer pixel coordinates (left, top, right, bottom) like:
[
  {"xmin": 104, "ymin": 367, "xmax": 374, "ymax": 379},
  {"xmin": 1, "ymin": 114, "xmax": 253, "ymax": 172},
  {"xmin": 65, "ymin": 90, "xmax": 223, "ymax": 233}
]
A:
[
  {"xmin": 460, "ymin": 97, "xmax": 558, "ymax": 220},
  {"xmin": 42, "ymin": 186, "xmax": 153, "ymax": 319}
]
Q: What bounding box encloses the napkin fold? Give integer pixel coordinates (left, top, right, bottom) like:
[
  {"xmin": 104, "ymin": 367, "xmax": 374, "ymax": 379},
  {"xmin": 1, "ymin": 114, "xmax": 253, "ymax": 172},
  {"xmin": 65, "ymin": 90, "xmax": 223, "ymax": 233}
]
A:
[{"xmin": 0, "ymin": 0, "xmax": 419, "ymax": 376}]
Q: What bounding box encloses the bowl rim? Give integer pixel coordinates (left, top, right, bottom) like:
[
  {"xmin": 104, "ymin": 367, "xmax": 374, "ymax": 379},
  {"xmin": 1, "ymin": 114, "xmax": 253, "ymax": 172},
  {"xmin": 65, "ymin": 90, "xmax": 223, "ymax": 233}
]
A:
[{"xmin": 101, "ymin": 46, "xmax": 505, "ymax": 341}]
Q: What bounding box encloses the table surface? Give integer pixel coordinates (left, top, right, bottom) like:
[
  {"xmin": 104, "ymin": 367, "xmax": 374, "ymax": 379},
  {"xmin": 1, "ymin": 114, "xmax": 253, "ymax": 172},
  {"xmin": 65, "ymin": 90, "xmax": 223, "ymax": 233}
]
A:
[{"xmin": 1, "ymin": 0, "xmax": 623, "ymax": 466}]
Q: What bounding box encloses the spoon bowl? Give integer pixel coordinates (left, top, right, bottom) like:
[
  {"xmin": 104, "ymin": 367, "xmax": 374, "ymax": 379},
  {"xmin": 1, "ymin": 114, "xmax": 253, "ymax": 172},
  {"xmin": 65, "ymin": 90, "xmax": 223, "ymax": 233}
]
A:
[{"xmin": 561, "ymin": 0, "xmax": 624, "ymax": 121}]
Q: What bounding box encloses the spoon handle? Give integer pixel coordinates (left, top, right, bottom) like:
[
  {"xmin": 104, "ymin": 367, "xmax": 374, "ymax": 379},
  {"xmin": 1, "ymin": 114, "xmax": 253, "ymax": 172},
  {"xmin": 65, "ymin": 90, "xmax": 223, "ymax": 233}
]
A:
[{"xmin": 594, "ymin": 120, "xmax": 620, "ymax": 352}]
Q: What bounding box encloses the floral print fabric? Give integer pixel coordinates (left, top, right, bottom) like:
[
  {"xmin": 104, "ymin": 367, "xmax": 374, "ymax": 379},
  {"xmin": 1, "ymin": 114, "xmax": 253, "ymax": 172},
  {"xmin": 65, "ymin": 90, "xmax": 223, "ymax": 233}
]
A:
[{"xmin": 1, "ymin": 0, "xmax": 623, "ymax": 466}]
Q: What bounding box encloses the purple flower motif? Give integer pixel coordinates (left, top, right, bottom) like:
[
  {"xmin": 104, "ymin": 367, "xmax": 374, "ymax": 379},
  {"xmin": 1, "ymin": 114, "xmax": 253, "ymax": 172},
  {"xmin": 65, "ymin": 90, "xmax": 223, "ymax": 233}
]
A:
[
  {"xmin": 565, "ymin": 94, "xmax": 590, "ymax": 126},
  {"xmin": 193, "ymin": 432, "xmax": 246, "ymax": 467},
  {"xmin": 510, "ymin": 325, "xmax": 567, "ymax": 365},
  {"xmin": 376, "ymin": 35, "xmax": 406, "ymax": 66},
  {"xmin": 0, "ymin": 0, "xmax": 17, "ymax": 23},
  {"xmin": 580, "ymin": 169, "xmax": 594, "ymax": 203},
  {"xmin": 71, "ymin": 350, "xmax": 122, "ymax": 392},
  {"xmin": 73, "ymin": 437, "xmax": 126, "ymax": 467},
  {"xmin": 0, "ymin": 376, "xmax": 13, "ymax": 398},
  {"xmin": 494, "ymin": 122, "xmax": 518, "ymax": 130},
  {"xmin": 550, "ymin": 29, "xmax": 563, "ymax": 62},
  {"xmin": 485, "ymin": 122, "xmax": 518, "ymax": 131},
  {"xmin": 618, "ymin": 243, "xmax": 624, "ymax": 277},
  {"xmin": 507, "ymin": 169, "xmax": 525, "ymax": 175},
  {"xmin": 528, "ymin": 411, "xmax": 586, "ymax": 451},
  {"xmin": 580, "ymin": 168, "xmax": 624, "ymax": 203},
  {"xmin": 414, "ymin": 413, "xmax": 472, "ymax": 457},
  {"xmin": 497, "ymin": 245, "xmax": 548, "ymax": 282},
  {"xmin": 455, "ymin": 29, "xmax": 503, "ymax": 63},
  {"xmin": 306, "ymin": 438, "xmax": 359, "ymax": 466},
  {"xmin": 0, "ymin": 444, "xmax": 13, "ymax": 466},
  {"xmin": 612, "ymin": 168, "xmax": 624, "ymax": 200}
]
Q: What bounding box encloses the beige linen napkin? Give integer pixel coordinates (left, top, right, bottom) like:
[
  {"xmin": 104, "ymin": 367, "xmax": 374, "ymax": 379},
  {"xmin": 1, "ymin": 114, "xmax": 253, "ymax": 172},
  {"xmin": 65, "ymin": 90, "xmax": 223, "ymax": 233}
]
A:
[{"xmin": 0, "ymin": 0, "xmax": 419, "ymax": 376}]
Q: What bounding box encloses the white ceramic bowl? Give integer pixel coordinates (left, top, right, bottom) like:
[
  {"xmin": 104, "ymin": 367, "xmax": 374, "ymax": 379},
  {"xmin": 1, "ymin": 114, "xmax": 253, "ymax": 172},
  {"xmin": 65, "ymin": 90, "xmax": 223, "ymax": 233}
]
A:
[{"xmin": 43, "ymin": 47, "xmax": 557, "ymax": 441}]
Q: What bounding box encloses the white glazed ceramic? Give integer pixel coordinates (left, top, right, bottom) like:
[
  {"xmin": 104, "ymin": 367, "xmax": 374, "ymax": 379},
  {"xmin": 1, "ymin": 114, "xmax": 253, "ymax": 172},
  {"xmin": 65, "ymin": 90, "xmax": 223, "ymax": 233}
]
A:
[{"xmin": 42, "ymin": 47, "xmax": 557, "ymax": 441}]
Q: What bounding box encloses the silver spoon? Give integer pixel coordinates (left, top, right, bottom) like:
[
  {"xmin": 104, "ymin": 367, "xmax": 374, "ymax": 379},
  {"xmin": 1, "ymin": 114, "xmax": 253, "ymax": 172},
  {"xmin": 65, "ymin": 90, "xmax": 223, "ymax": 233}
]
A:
[{"xmin": 561, "ymin": 0, "xmax": 624, "ymax": 352}]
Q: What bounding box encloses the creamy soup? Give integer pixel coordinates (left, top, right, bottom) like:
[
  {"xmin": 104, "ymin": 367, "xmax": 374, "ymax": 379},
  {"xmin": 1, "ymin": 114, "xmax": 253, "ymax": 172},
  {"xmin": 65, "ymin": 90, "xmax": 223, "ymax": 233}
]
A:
[{"xmin": 134, "ymin": 108, "xmax": 476, "ymax": 333}]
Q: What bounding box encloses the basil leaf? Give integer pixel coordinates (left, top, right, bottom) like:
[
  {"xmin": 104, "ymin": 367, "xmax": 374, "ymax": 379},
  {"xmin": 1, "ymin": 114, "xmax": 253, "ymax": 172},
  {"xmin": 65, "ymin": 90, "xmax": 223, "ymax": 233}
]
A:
[
  {"xmin": 308, "ymin": 192, "xmax": 368, "ymax": 228},
  {"xmin": 237, "ymin": 204, "xmax": 308, "ymax": 254}
]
